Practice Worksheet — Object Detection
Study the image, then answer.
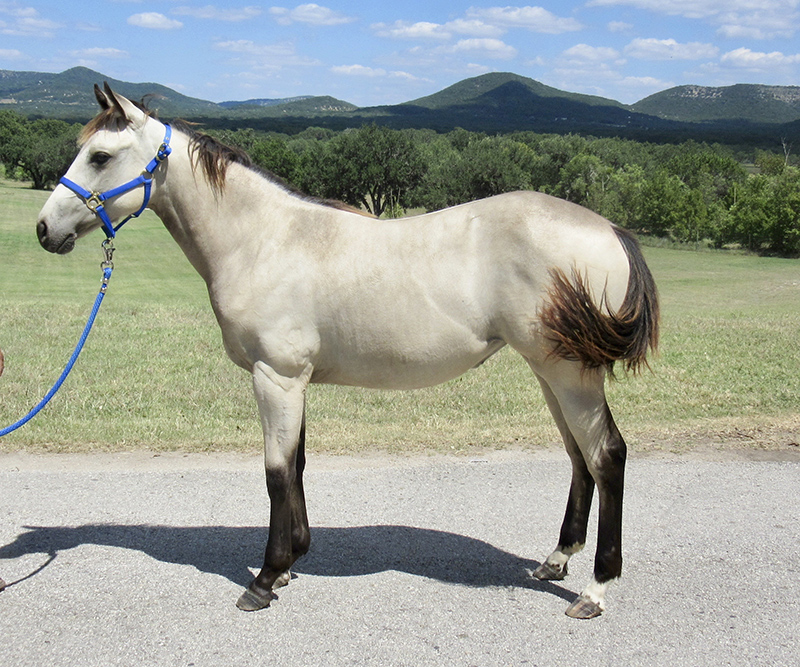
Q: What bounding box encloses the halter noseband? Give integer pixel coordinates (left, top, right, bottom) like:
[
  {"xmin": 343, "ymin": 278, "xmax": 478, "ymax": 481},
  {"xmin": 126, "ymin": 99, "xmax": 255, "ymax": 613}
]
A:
[{"xmin": 59, "ymin": 123, "xmax": 172, "ymax": 239}]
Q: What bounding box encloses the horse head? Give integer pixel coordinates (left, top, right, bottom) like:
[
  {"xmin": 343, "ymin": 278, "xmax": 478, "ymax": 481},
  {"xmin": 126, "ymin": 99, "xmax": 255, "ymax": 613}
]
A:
[{"xmin": 37, "ymin": 84, "xmax": 169, "ymax": 254}]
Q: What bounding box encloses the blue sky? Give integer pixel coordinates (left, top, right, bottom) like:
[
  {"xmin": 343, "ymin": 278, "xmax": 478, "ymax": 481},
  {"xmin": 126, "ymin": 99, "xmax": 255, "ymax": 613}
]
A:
[{"xmin": 1, "ymin": 1, "xmax": 799, "ymax": 106}]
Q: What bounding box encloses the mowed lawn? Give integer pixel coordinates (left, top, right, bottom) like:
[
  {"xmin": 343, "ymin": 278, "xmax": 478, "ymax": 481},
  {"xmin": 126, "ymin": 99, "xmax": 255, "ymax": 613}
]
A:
[{"xmin": 1, "ymin": 178, "xmax": 798, "ymax": 454}]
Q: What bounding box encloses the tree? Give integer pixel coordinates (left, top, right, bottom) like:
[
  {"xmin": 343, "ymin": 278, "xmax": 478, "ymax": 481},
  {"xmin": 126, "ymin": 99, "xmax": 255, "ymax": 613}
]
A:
[
  {"xmin": 0, "ymin": 115, "xmax": 81, "ymax": 189},
  {"xmin": 301, "ymin": 125, "xmax": 425, "ymax": 217},
  {"xmin": 554, "ymin": 153, "xmax": 612, "ymax": 210},
  {"xmin": 0, "ymin": 110, "xmax": 29, "ymax": 176},
  {"xmin": 21, "ymin": 119, "xmax": 82, "ymax": 190},
  {"xmin": 766, "ymin": 166, "xmax": 800, "ymax": 255}
]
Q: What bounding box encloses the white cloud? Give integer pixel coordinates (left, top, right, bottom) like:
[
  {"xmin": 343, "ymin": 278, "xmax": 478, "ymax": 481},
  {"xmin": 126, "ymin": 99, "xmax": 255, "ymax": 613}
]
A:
[
  {"xmin": 720, "ymin": 47, "xmax": 800, "ymax": 69},
  {"xmin": 446, "ymin": 18, "xmax": 505, "ymax": 38},
  {"xmin": 373, "ymin": 21, "xmax": 451, "ymax": 40},
  {"xmin": 625, "ymin": 38, "xmax": 719, "ymax": 60},
  {"xmin": 563, "ymin": 44, "xmax": 622, "ymax": 63},
  {"xmin": 331, "ymin": 64, "xmax": 387, "ymax": 77},
  {"xmin": 716, "ymin": 11, "xmax": 797, "ymax": 39},
  {"xmin": 0, "ymin": 47, "xmax": 25, "ymax": 60},
  {"xmin": 330, "ymin": 64, "xmax": 428, "ymax": 82},
  {"xmin": 587, "ymin": 0, "xmax": 799, "ymax": 38},
  {"xmin": 173, "ymin": 5, "xmax": 262, "ymax": 22},
  {"xmin": 372, "ymin": 6, "xmax": 580, "ymax": 43},
  {"xmin": 70, "ymin": 47, "xmax": 129, "ymax": 60},
  {"xmin": 608, "ymin": 21, "xmax": 634, "ymax": 32},
  {"xmin": 213, "ymin": 39, "xmax": 320, "ymax": 69},
  {"xmin": 441, "ymin": 38, "xmax": 518, "ymax": 60},
  {"xmin": 269, "ymin": 4, "xmax": 355, "ymax": 26},
  {"xmin": 0, "ymin": 5, "xmax": 61, "ymax": 37},
  {"xmin": 372, "ymin": 18, "xmax": 505, "ymax": 41},
  {"xmin": 127, "ymin": 13, "xmax": 183, "ymax": 30},
  {"xmin": 586, "ymin": 0, "xmax": 788, "ymax": 18},
  {"xmin": 466, "ymin": 6, "xmax": 582, "ymax": 34}
]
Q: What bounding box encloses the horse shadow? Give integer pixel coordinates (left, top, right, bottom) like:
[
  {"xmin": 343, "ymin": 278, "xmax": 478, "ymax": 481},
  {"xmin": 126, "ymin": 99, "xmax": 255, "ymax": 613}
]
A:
[{"xmin": 0, "ymin": 524, "xmax": 575, "ymax": 602}]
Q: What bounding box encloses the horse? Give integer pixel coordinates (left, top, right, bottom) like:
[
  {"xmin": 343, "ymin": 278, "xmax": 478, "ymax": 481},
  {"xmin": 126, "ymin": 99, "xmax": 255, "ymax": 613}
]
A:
[{"xmin": 35, "ymin": 84, "xmax": 659, "ymax": 619}]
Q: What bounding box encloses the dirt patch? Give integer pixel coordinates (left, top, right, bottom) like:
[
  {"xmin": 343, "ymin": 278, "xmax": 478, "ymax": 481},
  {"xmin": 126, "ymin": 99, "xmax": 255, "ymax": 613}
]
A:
[{"xmin": 629, "ymin": 417, "xmax": 800, "ymax": 461}]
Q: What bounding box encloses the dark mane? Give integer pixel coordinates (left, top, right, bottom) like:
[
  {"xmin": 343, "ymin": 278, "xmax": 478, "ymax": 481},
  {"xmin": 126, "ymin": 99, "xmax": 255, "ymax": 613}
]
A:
[
  {"xmin": 173, "ymin": 121, "xmax": 254, "ymax": 194},
  {"xmin": 173, "ymin": 121, "xmax": 376, "ymax": 216}
]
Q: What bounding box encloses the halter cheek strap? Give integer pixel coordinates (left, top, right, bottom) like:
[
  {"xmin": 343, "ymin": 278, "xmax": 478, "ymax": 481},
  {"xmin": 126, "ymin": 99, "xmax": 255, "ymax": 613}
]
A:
[{"xmin": 59, "ymin": 123, "xmax": 172, "ymax": 239}]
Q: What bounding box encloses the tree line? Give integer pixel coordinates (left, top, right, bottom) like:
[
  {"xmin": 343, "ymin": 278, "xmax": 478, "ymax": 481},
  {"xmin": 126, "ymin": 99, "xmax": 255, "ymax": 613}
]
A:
[{"xmin": 1, "ymin": 109, "xmax": 798, "ymax": 256}]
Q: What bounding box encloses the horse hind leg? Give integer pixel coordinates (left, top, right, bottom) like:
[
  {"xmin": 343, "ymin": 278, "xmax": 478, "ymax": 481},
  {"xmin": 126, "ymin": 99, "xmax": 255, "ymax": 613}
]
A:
[
  {"xmin": 531, "ymin": 363, "xmax": 626, "ymax": 619},
  {"xmin": 531, "ymin": 372, "xmax": 596, "ymax": 582}
]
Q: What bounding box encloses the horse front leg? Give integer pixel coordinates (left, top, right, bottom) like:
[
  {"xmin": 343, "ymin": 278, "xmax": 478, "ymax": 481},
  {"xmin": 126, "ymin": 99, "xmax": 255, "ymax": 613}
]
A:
[{"xmin": 236, "ymin": 362, "xmax": 311, "ymax": 612}]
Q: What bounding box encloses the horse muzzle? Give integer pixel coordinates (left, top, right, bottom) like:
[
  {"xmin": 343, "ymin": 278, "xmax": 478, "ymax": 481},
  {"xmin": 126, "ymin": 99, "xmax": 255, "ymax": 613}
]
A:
[{"xmin": 37, "ymin": 218, "xmax": 77, "ymax": 255}]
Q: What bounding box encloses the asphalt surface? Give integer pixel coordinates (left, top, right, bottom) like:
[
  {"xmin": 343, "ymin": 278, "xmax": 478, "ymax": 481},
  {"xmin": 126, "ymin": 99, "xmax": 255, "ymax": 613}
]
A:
[{"xmin": 1, "ymin": 449, "xmax": 798, "ymax": 667}]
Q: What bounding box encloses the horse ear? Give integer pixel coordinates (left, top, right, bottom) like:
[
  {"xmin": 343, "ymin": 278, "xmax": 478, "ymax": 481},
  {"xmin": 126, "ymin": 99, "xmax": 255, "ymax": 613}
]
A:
[
  {"xmin": 102, "ymin": 82, "xmax": 147, "ymax": 128},
  {"xmin": 94, "ymin": 83, "xmax": 111, "ymax": 110}
]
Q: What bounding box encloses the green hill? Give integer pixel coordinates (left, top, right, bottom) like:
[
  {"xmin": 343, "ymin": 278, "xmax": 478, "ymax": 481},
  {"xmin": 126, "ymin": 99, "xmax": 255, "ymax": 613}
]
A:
[
  {"xmin": 631, "ymin": 84, "xmax": 800, "ymax": 124},
  {"xmin": 0, "ymin": 66, "xmax": 219, "ymax": 118},
  {"xmin": 406, "ymin": 72, "xmax": 623, "ymax": 110}
]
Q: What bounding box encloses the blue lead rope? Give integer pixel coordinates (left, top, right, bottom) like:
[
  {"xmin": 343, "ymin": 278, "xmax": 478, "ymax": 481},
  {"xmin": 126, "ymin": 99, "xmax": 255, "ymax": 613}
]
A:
[
  {"xmin": 1, "ymin": 122, "xmax": 171, "ymax": 437},
  {"xmin": 0, "ymin": 264, "xmax": 113, "ymax": 438}
]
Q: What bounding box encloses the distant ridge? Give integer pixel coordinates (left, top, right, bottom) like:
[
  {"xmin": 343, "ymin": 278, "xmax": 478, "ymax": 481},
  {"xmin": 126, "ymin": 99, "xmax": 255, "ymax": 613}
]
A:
[
  {"xmin": 632, "ymin": 84, "xmax": 800, "ymax": 124},
  {"xmin": 2, "ymin": 68, "xmax": 800, "ymax": 141},
  {"xmin": 0, "ymin": 66, "xmax": 218, "ymax": 117},
  {"xmin": 219, "ymin": 96, "xmax": 314, "ymax": 109}
]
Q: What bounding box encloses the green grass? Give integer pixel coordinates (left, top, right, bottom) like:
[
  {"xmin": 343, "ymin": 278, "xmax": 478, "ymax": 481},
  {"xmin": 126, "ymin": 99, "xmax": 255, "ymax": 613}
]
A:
[{"xmin": 1, "ymin": 178, "xmax": 798, "ymax": 454}]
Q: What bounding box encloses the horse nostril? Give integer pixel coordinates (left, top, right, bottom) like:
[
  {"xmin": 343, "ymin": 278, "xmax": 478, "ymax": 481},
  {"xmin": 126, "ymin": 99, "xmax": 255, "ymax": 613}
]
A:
[{"xmin": 37, "ymin": 219, "xmax": 48, "ymax": 243}]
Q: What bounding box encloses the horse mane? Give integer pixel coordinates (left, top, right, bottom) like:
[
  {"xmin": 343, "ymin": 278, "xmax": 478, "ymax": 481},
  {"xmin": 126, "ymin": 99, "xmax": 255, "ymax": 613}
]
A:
[
  {"xmin": 82, "ymin": 94, "xmax": 375, "ymax": 217},
  {"xmin": 173, "ymin": 121, "xmax": 254, "ymax": 194},
  {"xmin": 173, "ymin": 121, "xmax": 376, "ymax": 217}
]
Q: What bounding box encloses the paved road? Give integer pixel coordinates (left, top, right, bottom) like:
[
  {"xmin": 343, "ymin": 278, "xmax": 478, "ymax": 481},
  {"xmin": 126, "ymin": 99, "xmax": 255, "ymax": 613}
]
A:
[{"xmin": 1, "ymin": 449, "xmax": 798, "ymax": 666}]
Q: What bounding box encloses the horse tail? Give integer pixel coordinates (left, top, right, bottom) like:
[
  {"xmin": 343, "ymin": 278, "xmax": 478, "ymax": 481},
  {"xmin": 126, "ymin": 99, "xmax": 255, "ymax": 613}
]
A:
[{"xmin": 540, "ymin": 226, "xmax": 660, "ymax": 375}]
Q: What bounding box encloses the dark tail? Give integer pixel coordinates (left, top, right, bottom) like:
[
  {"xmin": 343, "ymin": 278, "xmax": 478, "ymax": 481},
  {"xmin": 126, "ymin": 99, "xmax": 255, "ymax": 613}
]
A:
[{"xmin": 540, "ymin": 226, "xmax": 660, "ymax": 375}]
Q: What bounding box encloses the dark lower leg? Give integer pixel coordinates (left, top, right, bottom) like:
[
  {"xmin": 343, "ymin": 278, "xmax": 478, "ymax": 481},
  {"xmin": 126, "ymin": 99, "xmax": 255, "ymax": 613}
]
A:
[
  {"xmin": 592, "ymin": 413, "xmax": 626, "ymax": 584},
  {"xmin": 250, "ymin": 467, "xmax": 296, "ymax": 599},
  {"xmin": 290, "ymin": 418, "xmax": 310, "ymax": 561},
  {"xmin": 559, "ymin": 457, "xmax": 596, "ymax": 552}
]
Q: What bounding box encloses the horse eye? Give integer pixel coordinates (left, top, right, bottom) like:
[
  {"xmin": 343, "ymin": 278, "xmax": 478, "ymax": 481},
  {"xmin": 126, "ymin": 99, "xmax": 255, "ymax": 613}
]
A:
[{"xmin": 90, "ymin": 152, "xmax": 112, "ymax": 167}]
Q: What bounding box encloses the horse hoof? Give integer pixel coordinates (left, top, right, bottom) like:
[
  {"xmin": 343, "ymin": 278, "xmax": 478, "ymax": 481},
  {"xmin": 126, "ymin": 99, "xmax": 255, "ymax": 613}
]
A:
[
  {"xmin": 273, "ymin": 570, "xmax": 291, "ymax": 589},
  {"xmin": 533, "ymin": 562, "xmax": 568, "ymax": 581},
  {"xmin": 565, "ymin": 594, "xmax": 603, "ymax": 619},
  {"xmin": 0, "ymin": 577, "xmax": 6, "ymax": 592},
  {"xmin": 236, "ymin": 588, "xmax": 274, "ymax": 612}
]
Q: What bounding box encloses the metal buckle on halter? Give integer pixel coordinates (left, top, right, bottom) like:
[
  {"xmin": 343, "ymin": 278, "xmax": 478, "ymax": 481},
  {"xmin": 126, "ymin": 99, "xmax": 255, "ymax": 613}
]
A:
[{"xmin": 86, "ymin": 193, "xmax": 103, "ymax": 212}]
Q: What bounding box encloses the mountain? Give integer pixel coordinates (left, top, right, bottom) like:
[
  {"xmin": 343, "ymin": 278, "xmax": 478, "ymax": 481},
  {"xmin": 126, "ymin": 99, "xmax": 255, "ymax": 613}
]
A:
[
  {"xmin": 2, "ymin": 68, "xmax": 800, "ymax": 142},
  {"xmin": 235, "ymin": 96, "xmax": 358, "ymax": 117},
  {"xmin": 406, "ymin": 72, "xmax": 623, "ymax": 111},
  {"xmin": 219, "ymin": 96, "xmax": 314, "ymax": 109},
  {"xmin": 631, "ymin": 84, "xmax": 800, "ymax": 124},
  {"xmin": 0, "ymin": 66, "xmax": 219, "ymax": 117},
  {"xmin": 366, "ymin": 73, "xmax": 658, "ymax": 133}
]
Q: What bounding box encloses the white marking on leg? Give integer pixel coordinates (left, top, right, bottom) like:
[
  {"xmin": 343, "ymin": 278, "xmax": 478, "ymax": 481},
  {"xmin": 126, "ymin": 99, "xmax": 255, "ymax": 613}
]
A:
[
  {"xmin": 545, "ymin": 541, "xmax": 584, "ymax": 568},
  {"xmin": 580, "ymin": 577, "xmax": 617, "ymax": 610}
]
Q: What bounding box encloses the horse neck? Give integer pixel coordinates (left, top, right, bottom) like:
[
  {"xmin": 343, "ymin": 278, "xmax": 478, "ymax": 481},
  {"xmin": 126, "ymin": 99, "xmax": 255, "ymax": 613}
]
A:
[{"xmin": 149, "ymin": 133, "xmax": 286, "ymax": 286}]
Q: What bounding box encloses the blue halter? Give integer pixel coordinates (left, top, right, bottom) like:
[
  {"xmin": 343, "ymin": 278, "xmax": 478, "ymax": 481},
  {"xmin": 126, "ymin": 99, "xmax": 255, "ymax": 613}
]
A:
[{"xmin": 59, "ymin": 123, "xmax": 172, "ymax": 239}]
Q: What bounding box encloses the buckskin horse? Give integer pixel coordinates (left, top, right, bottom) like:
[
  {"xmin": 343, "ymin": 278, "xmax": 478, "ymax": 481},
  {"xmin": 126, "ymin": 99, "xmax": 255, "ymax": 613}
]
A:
[{"xmin": 34, "ymin": 85, "xmax": 659, "ymax": 618}]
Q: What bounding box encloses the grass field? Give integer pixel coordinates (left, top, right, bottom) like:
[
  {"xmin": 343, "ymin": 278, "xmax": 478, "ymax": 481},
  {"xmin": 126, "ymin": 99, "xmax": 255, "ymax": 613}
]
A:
[{"xmin": 1, "ymin": 178, "xmax": 798, "ymax": 455}]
